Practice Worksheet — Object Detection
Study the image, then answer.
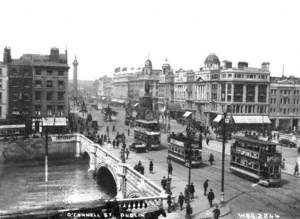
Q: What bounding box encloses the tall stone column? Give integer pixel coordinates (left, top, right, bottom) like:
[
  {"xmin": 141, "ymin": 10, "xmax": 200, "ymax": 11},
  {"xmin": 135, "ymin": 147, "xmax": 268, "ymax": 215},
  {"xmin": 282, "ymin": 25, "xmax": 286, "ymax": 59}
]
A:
[{"xmin": 73, "ymin": 57, "xmax": 78, "ymax": 100}]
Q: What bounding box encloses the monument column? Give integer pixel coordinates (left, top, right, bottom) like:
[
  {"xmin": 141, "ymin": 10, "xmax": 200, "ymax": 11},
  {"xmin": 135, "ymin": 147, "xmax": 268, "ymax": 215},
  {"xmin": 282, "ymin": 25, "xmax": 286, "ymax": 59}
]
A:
[{"xmin": 73, "ymin": 57, "xmax": 78, "ymax": 100}]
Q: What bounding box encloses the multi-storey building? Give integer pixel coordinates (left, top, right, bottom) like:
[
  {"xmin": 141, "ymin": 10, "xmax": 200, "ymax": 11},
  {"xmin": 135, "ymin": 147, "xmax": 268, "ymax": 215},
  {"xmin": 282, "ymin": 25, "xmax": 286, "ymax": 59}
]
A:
[
  {"xmin": 158, "ymin": 60, "xmax": 174, "ymax": 111},
  {"xmin": 0, "ymin": 61, "xmax": 8, "ymax": 120},
  {"xmin": 194, "ymin": 54, "xmax": 271, "ymax": 126},
  {"xmin": 4, "ymin": 47, "xmax": 69, "ymax": 133},
  {"xmin": 94, "ymin": 75, "xmax": 113, "ymax": 99},
  {"xmin": 112, "ymin": 59, "xmax": 161, "ymax": 105},
  {"xmin": 269, "ymin": 76, "xmax": 300, "ymax": 131}
]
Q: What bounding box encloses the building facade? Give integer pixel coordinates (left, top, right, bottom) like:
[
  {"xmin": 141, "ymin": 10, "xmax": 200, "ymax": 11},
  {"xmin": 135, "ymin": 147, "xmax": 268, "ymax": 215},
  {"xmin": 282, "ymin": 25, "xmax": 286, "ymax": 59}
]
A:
[
  {"xmin": 112, "ymin": 59, "xmax": 162, "ymax": 105},
  {"xmin": 94, "ymin": 75, "xmax": 113, "ymax": 99},
  {"xmin": 269, "ymin": 76, "xmax": 300, "ymax": 131},
  {"xmin": 4, "ymin": 47, "xmax": 69, "ymax": 133},
  {"xmin": 0, "ymin": 61, "xmax": 8, "ymax": 120},
  {"xmin": 158, "ymin": 60, "xmax": 174, "ymax": 111}
]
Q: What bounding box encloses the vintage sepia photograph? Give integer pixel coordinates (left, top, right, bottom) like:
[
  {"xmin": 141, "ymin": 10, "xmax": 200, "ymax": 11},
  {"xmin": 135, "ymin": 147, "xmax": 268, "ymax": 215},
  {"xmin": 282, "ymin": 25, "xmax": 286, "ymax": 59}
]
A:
[{"xmin": 0, "ymin": 0, "xmax": 299, "ymax": 219}]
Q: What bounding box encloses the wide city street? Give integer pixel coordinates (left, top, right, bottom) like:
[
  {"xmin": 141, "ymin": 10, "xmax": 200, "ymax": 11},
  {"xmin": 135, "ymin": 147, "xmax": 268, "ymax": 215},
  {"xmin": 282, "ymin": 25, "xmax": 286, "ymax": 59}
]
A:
[{"xmin": 90, "ymin": 105, "xmax": 300, "ymax": 219}]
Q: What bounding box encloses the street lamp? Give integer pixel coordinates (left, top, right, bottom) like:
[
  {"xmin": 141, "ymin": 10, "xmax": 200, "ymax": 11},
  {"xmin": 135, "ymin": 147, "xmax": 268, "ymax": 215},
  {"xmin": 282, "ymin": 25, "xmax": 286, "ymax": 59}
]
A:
[
  {"xmin": 185, "ymin": 141, "xmax": 192, "ymax": 219},
  {"xmin": 221, "ymin": 105, "xmax": 231, "ymax": 203}
]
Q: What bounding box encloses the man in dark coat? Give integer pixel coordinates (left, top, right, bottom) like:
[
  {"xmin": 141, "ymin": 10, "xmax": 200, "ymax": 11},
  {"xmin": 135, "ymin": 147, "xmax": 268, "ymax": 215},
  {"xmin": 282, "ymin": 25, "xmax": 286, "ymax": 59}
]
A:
[
  {"xmin": 213, "ymin": 205, "xmax": 221, "ymax": 219},
  {"xmin": 207, "ymin": 189, "xmax": 215, "ymax": 207},
  {"xmin": 209, "ymin": 153, "xmax": 214, "ymax": 165},
  {"xmin": 161, "ymin": 176, "xmax": 167, "ymax": 190},
  {"xmin": 203, "ymin": 179, "xmax": 209, "ymax": 196},
  {"xmin": 149, "ymin": 161, "xmax": 153, "ymax": 174},
  {"xmin": 178, "ymin": 192, "xmax": 184, "ymax": 210},
  {"xmin": 167, "ymin": 194, "xmax": 172, "ymax": 212},
  {"xmin": 190, "ymin": 182, "xmax": 195, "ymax": 200}
]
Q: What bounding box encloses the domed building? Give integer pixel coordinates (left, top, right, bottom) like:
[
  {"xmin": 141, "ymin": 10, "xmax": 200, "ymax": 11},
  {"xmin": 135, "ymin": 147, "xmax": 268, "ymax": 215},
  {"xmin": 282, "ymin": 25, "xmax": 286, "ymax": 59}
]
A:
[{"xmin": 204, "ymin": 53, "xmax": 220, "ymax": 69}]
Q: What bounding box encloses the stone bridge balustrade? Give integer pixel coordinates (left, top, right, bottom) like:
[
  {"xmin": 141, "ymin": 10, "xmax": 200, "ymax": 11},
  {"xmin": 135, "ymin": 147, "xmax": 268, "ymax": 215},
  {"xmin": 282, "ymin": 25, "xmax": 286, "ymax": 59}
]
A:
[{"xmin": 50, "ymin": 133, "xmax": 167, "ymax": 202}]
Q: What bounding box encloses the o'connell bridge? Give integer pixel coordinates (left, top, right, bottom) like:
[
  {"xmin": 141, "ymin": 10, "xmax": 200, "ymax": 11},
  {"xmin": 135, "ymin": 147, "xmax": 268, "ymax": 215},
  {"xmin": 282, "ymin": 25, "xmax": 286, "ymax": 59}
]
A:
[{"xmin": 4, "ymin": 133, "xmax": 167, "ymax": 218}]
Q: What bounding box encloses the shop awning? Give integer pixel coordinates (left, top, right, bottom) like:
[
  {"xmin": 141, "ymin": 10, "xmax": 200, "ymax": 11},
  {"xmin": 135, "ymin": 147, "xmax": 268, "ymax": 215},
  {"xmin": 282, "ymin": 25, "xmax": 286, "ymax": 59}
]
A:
[
  {"xmin": 232, "ymin": 116, "xmax": 271, "ymax": 124},
  {"xmin": 42, "ymin": 117, "xmax": 67, "ymax": 126},
  {"xmin": 213, "ymin": 114, "xmax": 223, "ymax": 123},
  {"xmin": 183, "ymin": 111, "xmax": 192, "ymax": 118},
  {"xmin": 111, "ymin": 98, "xmax": 125, "ymax": 104},
  {"xmin": 0, "ymin": 124, "xmax": 25, "ymax": 129}
]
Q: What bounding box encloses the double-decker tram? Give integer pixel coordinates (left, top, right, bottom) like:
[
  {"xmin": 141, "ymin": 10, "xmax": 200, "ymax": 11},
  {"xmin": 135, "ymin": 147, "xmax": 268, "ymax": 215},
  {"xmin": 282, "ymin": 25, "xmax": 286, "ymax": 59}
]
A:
[
  {"xmin": 0, "ymin": 124, "xmax": 25, "ymax": 139},
  {"xmin": 134, "ymin": 119, "xmax": 161, "ymax": 150},
  {"xmin": 167, "ymin": 133, "xmax": 202, "ymax": 167},
  {"xmin": 230, "ymin": 136, "xmax": 282, "ymax": 186}
]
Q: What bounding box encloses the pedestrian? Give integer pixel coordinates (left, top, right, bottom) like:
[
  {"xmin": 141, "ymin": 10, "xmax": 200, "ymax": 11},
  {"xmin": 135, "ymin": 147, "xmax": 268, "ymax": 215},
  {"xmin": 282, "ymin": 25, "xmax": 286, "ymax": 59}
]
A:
[
  {"xmin": 112, "ymin": 139, "xmax": 116, "ymax": 148},
  {"xmin": 149, "ymin": 160, "xmax": 153, "ymax": 174},
  {"xmin": 281, "ymin": 158, "xmax": 285, "ymax": 169},
  {"xmin": 116, "ymin": 139, "xmax": 120, "ymax": 148},
  {"xmin": 168, "ymin": 162, "xmax": 173, "ymax": 175},
  {"xmin": 213, "ymin": 205, "xmax": 221, "ymax": 219},
  {"xmin": 203, "ymin": 179, "xmax": 209, "ymax": 196},
  {"xmin": 209, "ymin": 153, "xmax": 214, "ymax": 165},
  {"xmin": 178, "ymin": 192, "xmax": 185, "ymax": 210},
  {"xmin": 190, "ymin": 182, "xmax": 195, "ymax": 200},
  {"xmin": 167, "ymin": 194, "xmax": 172, "ymax": 212},
  {"xmin": 140, "ymin": 165, "xmax": 144, "ymax": 175},
  {"xmin": 294, "ymin": 162, "xmax": 299, "ymax": 176},
  {"xmin": 128, "ymin": 129, "xmax": 130, "ymax": 136},
  {"xmin": 207, "ymin": 189, "xmax": 215, "ymax": 207},
  {"xmin": 125, "ymin": 148, "xmax": 130, "ymax": 159},
  {"xmin": 184, "ymin": 184, "xmax": 189, "ymax": 203},
  {"xmin": 161, "ymin": 176, "xmax": 167, "ymax": 190},
  {"xmin": 206, "ymin": 137, "xmax": 210, "ymax": 146}
]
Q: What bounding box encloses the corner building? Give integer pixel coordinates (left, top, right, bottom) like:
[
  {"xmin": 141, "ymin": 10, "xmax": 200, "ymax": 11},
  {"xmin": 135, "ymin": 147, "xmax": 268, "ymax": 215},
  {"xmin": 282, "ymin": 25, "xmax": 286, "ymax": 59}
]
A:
[
  {"xmin": 4, "ymin": 47, "xmax": 69, "ymax": 133},
  {"xmin": 194, "ymin": 54, "xmax": 270, "ymax": 126}
]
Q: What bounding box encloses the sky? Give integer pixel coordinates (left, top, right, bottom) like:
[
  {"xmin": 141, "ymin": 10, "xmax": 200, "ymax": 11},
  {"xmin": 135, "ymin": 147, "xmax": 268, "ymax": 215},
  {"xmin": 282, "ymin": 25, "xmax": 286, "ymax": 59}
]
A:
[{"xmin": 0, "ymin": 0, "xmax": 299, "ymax": 80}]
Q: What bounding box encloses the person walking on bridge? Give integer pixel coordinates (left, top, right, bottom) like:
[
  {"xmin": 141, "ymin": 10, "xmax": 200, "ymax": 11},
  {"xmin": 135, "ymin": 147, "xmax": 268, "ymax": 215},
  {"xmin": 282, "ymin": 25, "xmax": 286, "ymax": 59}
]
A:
[
  {"xmin": 125, "ymin": 148, "xmax": 130, "ymax": 160},
  {"xmin": 178, "ymin": 192, "xmax": 184, "ymax": 210},
  {"xmin": 207, "ymin": 189, "xmax": 215, "ymax": 207},
  {"xmin": 149, "ymin": 160, "xmax": 154, "ymax": 174},
  {"xmin": 203, "ymin": 179, "xmax": 209, "ymax": 196}
]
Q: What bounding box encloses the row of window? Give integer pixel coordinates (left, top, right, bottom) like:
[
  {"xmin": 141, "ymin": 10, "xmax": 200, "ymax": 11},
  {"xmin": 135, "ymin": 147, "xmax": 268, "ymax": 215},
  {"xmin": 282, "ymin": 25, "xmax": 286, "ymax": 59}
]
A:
[
  {"xmin": 35, "ymin": 80, "xmax": 65, "ymax": 88},
  {"xmin": 270, "ymin": 98, "xmax": 300, "ymax": 105},
  {"xmin": 270, "ymin": 108, "xmax": 300, "ymax": 114},
  {"xmin": 230, "ymin": 105, "xmax": 268, "ymax": 114},
  {"xmin": 221, "ymin": 73, "xmax": 268, "ymax": 80},
  {"xmin": 271, "ymin": 89, "xmax": 300, "ymax": 95},
  {"xmin": 34, "ymin": 105, "xmax": 65, "ymax": 116},
  {"xmin": 35, "ymin": 69, "xmax": 65, "ymax": 76},
  {"xmin": 35, "ymin": 91, "xmax": 65, "ymax": 101}
]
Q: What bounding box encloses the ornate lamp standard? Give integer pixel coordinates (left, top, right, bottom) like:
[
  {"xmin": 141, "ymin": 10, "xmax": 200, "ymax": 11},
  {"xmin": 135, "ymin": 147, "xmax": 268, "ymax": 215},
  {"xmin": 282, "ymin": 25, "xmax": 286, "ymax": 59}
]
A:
[
  {"xmin": 185, "ymin": 141, "xmax": 192, "ymax": 219},
  {"xmin": 221, "ymin": 105, "xmax": 232, "ymax": 203}
]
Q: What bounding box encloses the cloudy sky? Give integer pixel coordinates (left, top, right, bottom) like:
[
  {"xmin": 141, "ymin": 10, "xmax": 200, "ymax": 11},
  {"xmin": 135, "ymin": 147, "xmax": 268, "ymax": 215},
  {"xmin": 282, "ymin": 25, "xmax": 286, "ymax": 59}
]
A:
[{"xmin": 0, "ymin": 0, "xmax": 299, "ymax": 80}]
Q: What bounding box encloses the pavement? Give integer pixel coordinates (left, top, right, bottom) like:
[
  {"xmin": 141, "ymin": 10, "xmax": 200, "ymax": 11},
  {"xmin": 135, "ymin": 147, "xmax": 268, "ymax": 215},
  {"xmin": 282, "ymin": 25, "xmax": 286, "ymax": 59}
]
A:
[{"xmin": 97, "ymin": 129, "xmax": 231, "ymax": 219}]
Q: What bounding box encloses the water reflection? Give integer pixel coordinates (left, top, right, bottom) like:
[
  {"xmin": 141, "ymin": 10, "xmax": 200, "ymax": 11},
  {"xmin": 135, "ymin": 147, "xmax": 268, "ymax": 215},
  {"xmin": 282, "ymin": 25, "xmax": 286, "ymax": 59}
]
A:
[{"xmin": 0, "ymin": 159, "xmax": 112, "ymax": 214}]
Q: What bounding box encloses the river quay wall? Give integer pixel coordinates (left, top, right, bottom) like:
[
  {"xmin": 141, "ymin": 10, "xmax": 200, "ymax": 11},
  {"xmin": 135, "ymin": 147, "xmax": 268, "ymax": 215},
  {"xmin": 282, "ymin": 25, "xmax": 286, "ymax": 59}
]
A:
[{"xmin": 0, "ymin": 137, "xmax": 77, "ymax": 163}]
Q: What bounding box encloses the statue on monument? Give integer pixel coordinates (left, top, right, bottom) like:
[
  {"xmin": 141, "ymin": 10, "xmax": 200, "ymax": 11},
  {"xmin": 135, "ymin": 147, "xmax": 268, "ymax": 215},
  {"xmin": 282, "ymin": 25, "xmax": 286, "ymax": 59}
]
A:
[{"xmin": 145, "ymin": 81, "xmax": 150, "ymax": 95}]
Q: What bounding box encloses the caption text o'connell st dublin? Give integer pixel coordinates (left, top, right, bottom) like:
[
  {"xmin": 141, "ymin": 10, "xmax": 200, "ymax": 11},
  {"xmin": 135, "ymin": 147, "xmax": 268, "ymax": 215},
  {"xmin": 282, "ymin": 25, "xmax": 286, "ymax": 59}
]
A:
[{"xmin": 0, "ymin": 1, "xmax": 300, "ymax": 219}]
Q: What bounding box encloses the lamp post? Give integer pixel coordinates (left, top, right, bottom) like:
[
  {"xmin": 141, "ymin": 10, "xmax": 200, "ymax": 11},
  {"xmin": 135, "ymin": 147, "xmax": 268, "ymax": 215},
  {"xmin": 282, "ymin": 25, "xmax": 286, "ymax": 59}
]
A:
[
  {"xmin": 221, "ymin": 106, "xmax": 231, "ymax": 203},
  {"xmin": 185, "ymin": 141, "xmax": 192, "ymax": 219}
]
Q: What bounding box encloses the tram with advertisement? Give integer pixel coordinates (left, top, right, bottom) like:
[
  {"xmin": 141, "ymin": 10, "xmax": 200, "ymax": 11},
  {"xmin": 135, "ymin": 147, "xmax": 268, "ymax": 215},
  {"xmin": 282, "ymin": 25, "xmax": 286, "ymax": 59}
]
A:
[
  {"xmin": 134, "ymin": 119, "xmax": 161, "ymax": 150},
  {"xmin": 167, "ymin": 133, "xmax": 202, "ymax": 167},
  {"xmin": 230, "ymin": 136, "xmax": 282, "ymax": 186},
  {"xmin": 0, "ymin": 124, "xmax": 25, "ymax": 140}
]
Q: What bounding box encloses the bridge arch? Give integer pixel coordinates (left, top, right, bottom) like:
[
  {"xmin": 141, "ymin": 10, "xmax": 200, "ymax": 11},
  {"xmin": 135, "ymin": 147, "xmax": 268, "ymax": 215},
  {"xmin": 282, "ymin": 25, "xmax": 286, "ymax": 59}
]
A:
[{"xmin": 95, "ymin": 162, "xmax": 118, "ymax": 197}]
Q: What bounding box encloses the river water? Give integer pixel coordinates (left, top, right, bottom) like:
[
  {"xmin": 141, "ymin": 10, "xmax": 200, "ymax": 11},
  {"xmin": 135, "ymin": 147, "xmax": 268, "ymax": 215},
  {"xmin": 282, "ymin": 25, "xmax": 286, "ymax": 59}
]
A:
[{"xmin": 0, "ymin": 159, "xmax": 112, "ymax": 215}]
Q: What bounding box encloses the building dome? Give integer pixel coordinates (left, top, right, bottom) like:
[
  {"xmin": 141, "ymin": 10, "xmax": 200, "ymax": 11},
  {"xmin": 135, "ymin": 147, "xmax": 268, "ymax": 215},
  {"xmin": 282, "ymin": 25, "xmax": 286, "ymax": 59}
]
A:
[
  {"xmin": 204, "ymin": 53, "xmax": 220, "ymax": 65},
  {"xmin": 162, "ymin": 58, "xmax": 170, "ymax": 68},
  {"xmin": 145, "ymin": 59, "xmax": 152, "ymax": 67}
]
